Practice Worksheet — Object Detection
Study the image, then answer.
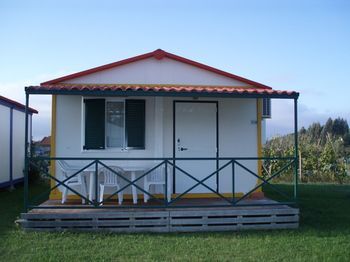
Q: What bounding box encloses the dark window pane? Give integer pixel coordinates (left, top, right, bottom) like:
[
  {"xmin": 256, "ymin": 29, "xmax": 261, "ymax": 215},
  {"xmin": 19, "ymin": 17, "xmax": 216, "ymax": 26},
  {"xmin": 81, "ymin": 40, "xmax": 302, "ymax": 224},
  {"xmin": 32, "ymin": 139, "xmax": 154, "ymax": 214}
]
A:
[
  {"xmin": 262, "ymin": 98, "xmax": 271, "ymax": 118},
  {"xmin": 125, "ymin": 99, "xmax": 145, "ymax": 149},
  {"xmin": 84, "ymin": 99, "xmax": 105, "ymax": 149}
]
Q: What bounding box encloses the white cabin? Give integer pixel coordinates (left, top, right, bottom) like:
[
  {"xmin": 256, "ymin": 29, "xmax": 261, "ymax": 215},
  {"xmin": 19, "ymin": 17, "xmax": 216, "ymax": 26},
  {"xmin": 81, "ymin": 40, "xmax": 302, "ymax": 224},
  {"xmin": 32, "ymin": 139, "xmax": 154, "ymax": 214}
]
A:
[
  {"xmin": 0, "ymin": 95, "xmax": 37, "ymax": 188},
  {"xmin": 27, "ymin": 49, "xmax": 297, "ymax": 202}
]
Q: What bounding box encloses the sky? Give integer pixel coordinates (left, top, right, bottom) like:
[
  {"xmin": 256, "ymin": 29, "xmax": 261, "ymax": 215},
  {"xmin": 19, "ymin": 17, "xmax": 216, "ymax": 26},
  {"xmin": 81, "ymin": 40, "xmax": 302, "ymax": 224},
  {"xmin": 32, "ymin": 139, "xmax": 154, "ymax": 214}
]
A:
[{"xmin": 0, "ymin": 0, "xmax": 349, "ymax": 140}]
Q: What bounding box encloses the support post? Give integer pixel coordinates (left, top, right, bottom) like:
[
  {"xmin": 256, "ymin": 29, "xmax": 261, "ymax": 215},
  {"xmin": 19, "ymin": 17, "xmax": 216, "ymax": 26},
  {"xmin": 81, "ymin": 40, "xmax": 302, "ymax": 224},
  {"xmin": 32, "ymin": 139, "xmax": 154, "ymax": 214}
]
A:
[
  {"xmin": 293, "ymin": 98, "xmax": 299, "ymax": 203},
  {"xmin": 232, "ymin": 160, "xmax": 235, "ymax": 205},
  {"xmin": 23, "ymin": 92, "xmax": 29, "ymax": 212},
  {"xmin": 9, "ymin": 108, "xmax": 14, "ymax": 190},
  {"xmin": 165, "ymin": 161, "xmax": 168, "ymax": 207},
  {"xmin": 95, "ymin": 160, "xmax": 98, "ymax": 207}
]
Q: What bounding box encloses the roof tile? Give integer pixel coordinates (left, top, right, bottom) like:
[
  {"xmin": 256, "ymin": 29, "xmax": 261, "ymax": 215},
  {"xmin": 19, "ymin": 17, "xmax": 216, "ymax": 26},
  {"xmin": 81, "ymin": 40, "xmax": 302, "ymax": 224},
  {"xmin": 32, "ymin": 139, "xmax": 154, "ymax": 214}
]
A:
[{"xmin": 29, "ymin": 84, "xmax": 298, "ymax": 97}]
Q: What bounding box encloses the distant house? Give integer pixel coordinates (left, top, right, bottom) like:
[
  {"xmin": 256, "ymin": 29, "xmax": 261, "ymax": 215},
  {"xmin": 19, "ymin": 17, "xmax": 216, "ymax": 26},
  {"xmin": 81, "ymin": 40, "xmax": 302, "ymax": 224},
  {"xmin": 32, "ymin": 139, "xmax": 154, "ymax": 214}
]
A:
[
  {"xmin": 34, "ymin": 136, "xmax": 51, "ymax": 156},
  {"xmin": 0, "ymin": 95, "xmax": 37, "ymax": 188}
]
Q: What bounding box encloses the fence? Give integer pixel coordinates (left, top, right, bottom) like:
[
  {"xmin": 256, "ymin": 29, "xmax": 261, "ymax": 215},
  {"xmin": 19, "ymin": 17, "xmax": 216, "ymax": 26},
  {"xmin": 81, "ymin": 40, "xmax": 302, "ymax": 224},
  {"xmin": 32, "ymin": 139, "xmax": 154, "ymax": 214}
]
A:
[{"xmin": 25, "ymin": 156, "xmax": 298, "ymax": 211}]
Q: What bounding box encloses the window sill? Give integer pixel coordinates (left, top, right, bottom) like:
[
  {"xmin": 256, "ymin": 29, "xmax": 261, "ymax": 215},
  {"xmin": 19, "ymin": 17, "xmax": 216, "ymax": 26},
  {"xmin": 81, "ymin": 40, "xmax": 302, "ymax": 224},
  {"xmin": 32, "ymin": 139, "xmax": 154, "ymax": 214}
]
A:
[
  {"xmin": 81, "ymin": 148, "xmax": 127, "ymax": 153},
  {"xmin": 81, "ymin": 148, "xmax": 145, "ymax": 153}
]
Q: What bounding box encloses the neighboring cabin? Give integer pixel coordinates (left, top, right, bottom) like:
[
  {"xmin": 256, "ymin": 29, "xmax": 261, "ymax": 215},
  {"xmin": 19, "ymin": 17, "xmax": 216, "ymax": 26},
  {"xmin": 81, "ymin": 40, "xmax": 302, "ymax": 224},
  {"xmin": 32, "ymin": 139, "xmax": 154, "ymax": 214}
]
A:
[{"xmin": 0, "ymin": 95, "xmax": 37, "ymax": 189}]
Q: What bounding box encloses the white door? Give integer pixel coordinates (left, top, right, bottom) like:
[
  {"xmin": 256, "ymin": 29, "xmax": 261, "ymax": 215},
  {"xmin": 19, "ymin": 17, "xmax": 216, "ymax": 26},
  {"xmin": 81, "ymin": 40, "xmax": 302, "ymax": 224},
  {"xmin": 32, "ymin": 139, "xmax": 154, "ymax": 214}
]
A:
[{"xmin": 174, "ymin": 102, "xmax": 217, "ymax": 194}]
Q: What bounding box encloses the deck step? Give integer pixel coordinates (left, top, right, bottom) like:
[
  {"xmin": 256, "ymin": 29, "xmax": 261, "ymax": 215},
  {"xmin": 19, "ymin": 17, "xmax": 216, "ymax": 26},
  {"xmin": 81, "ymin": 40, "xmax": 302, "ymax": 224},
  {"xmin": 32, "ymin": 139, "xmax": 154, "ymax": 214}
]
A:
[{"xmin": 18, "ymin": 206, "xmax": 299, "ymax": 233}]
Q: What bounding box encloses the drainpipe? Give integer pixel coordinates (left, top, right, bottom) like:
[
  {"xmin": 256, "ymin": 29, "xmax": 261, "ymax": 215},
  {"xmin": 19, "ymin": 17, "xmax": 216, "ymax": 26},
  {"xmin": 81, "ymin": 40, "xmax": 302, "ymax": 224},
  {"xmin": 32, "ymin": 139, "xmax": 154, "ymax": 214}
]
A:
[
  {"xmin": 23, "ymin": 92, "xmax": 29, "ymax": 212},
  {"xmin": 9, "ymin": 107, "xmax": 14, "ymax": 190},
  {"xmin": 293, "ymin": 98, "xmax": 298, "ymax": 204}
]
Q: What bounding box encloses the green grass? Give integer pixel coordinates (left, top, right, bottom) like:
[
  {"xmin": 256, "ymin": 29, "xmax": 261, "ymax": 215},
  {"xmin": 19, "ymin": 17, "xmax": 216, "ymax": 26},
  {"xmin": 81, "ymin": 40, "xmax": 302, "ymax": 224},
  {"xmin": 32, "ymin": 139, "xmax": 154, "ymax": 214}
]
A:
[{"xmin": 1, "ymin": 182, "xmax": 350, "ymax": 261}]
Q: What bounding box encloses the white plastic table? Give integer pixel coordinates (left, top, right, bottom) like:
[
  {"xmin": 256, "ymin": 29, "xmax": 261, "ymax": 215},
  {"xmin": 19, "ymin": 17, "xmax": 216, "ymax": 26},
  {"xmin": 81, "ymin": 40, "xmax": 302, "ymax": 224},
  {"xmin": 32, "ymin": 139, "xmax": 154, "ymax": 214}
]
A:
[{"xmin": 88, "ymin": 166, "xmax": 151, "ymax": 204}]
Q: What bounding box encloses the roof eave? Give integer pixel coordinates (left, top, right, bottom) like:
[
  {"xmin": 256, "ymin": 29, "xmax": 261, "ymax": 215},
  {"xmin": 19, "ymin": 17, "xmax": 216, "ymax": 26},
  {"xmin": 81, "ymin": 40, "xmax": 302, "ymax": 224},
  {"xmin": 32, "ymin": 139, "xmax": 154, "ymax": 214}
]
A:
[
  {"xmin": 25, "ymin": 86, "xmax": 299, "ymax": 99},
  {"xmin": 0, "ymin": 95, "xmax": 38, "ymax": 114}
]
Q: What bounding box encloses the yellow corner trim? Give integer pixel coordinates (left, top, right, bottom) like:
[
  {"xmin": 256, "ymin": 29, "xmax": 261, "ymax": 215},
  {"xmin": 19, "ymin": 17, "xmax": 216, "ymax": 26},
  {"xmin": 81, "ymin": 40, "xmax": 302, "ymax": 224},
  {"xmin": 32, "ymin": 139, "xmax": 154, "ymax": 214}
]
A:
[
  {"xmin": 49, "ymin": 95, "xmax": 58, "ymax": 199},
  {"xmin": 255, "ymin": 98, "xmax": 263, "ymax": 192}
]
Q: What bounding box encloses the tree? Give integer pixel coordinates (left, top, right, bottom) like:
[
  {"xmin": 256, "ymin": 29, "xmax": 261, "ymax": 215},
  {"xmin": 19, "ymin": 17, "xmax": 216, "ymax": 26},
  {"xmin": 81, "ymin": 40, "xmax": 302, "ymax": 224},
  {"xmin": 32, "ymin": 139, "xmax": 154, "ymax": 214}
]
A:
[
  {"xmin": 344, "ymin": 133, "xmax": 350, "ymax": 147},
  {"xmin": 332, "ymin": 117, "xmax": 349, "ymax": 137},
  {"xmin": 320, "ymin": 118, "xmax": 333, "ymax": 144},
  {"xmin": 263, "ymin": 118, "xmax": 349, "ymax": 184},
  {"xmin": 307, "ymin": 122, "xmax": 322, "ymax": 142}
]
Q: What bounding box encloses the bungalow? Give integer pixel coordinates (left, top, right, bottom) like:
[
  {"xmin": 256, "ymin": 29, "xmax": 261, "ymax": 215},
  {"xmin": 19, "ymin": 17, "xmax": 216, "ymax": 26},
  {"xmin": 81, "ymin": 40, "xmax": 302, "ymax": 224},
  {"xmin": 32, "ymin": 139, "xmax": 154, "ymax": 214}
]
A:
[
  {"xmin": 20, "ymin": 49, "xmax": 299, "ymax": 232},
  {"xmin": 0, "ymin": 95, "xmax": 37, "ymax": 189}
]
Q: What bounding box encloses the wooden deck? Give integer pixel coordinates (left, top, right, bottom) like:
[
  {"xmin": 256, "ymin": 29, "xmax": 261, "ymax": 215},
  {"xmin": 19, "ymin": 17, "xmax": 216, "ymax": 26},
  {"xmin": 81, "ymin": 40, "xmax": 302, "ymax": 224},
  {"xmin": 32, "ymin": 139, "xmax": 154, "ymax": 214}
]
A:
[{"xmin": 18, "ymin": 198, "xmax": 299, "ymax": 232}]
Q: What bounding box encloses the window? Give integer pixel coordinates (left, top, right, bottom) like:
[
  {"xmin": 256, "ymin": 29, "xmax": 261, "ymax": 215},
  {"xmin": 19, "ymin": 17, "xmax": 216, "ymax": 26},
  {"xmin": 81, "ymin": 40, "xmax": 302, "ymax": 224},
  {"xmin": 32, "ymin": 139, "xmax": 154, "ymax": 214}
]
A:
[
  {"xmin": 262, "ymin": 98, "xmax": 271, "ymax": 118},
  {"xmin": 106, "ymin": 101, "xmax": 125, "ymax": 148},
  {"xmin": 83, "ymin": 99, "xmax": 145, "ymax": 150},
  {"xmin": 84, "ymin": 99, "xmax": 105, "ymax": 150}
]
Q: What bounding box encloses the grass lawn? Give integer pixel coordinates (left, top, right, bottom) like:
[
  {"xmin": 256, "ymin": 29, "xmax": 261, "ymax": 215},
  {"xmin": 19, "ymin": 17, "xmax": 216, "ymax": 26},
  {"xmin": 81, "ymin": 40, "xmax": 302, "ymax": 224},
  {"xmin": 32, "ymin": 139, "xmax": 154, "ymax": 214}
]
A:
[{"xmin": 1, "ymin": 182, "xmax": 350, "ymax": 261}]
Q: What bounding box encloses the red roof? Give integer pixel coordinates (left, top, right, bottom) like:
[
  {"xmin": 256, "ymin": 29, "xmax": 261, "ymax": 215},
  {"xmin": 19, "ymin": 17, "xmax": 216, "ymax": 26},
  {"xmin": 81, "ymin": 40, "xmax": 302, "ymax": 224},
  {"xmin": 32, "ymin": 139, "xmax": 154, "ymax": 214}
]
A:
[
  {"xmin": 34, "ymin": 49, "xmax": 298, "ymax": 98},
  {"xmin": 32, "ymin": 84, "xmax": 297, "ymax": 97},
  {"xmin": 39, "ymin": 136, "xmax": 51, "ymax": 146},
  {"xmin": 0, "ymin": 95, "xmax": 38, "ymax": 114},
  {"xmin": 41, "ymin": 49, "xmax": 273, "ymax": 90}
]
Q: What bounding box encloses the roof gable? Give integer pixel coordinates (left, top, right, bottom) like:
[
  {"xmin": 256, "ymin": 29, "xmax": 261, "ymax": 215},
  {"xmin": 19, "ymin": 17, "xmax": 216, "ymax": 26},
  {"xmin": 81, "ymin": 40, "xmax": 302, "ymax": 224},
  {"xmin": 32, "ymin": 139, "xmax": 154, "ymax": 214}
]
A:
[
  {"xmin": 41, "ymin": 49, "xmax": 272, "ymax": 89},
  {"xmin": 0, "ymin": 95, "xmax": 38, "ymax": 114}
]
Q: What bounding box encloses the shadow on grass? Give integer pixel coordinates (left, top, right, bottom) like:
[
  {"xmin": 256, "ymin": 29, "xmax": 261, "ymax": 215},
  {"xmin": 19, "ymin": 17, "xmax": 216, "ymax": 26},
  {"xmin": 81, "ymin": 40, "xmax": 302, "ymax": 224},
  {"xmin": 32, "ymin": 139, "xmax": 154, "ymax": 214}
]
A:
[
  {"xmin": 263, "ymin": 183, "xmax": 350, "ymax": 234},
  {"xmin": 0, "ymin": 180, "xmax": 50, "ymax": 235}
]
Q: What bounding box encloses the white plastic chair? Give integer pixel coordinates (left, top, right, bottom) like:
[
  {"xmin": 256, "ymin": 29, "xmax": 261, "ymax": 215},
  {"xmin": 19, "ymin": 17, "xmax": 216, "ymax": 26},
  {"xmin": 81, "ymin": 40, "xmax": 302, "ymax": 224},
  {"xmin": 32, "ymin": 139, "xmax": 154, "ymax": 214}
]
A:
[
  {"xmin": 57, "ymin": 160, "xmax": 88, "ymax": 204},
  {"xmin": 144, "ymin": 165, "xmax": 171, "ymax": 203},
  {"xmin": 99, "ymin": 166, "xmax": 124, "ymax": 205}
]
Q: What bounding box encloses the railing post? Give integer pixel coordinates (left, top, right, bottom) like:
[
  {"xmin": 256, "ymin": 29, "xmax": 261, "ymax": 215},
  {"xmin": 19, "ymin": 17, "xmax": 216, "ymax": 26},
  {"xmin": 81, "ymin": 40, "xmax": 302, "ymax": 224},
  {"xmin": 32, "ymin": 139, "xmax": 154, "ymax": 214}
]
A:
[
  {"xmin": 165, "ymin": 160, "xmax": 168, "ymax": 207},
  {"xmin": 294, "ymin": 98, "xmax": 299, "ymax": 203},
  {"xmin": 232, "ymin": 160, "xmax": 235, "ymax": 206},
  {"xmin": 23, "ymin": 92, "xmax": 29, "ymax": 212},
  {"xmin": 172, "ymin": 157, "xmax": 176, "ymax": 195},
  {"xmin": 95, "ymin": 160, "xmax": 98, "ymax": 207}
]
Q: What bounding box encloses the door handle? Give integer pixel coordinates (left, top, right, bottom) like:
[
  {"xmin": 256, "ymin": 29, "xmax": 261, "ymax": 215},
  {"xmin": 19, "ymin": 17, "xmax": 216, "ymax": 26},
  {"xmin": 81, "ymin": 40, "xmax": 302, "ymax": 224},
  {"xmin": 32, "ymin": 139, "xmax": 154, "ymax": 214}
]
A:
[{"xmin": 180, "ymin": 147, "xmax": 188, "ymax": 151}]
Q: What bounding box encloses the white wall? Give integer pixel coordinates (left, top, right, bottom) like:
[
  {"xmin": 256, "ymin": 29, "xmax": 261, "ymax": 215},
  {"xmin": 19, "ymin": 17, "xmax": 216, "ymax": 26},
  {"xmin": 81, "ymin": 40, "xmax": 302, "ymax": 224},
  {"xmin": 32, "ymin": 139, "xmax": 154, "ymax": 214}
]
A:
[
  {"xmin": 12, "ymin": 110, "xmax": 26, "ymax": 180},
  {"xmin": 54, "ymin": 55, "xmax": 262, "ymax": 196},
  {"xmin": 218, "ymin": 98, "xmax": 258, "ymax": 194},
  {"xmin": 0, "ymin": 105, "xmax": 10, "ymax": 184},
  {"xmin": 262, "ymin": 119, "xmax": 267, "ymax": 144},
  {"xmin": 56, "ymin": 95, "xmax": 156, "ymax": 158},
  {"xmin": 0, "ymin": 104, "xmax": 32, "ymax": 186},
  {"xmin": 62, "ymin": 57, "xmax": 251, "ymax": 87},
  {"xmin": 55, "ymin": 95, "xmax": 258, "ymax": 195},
  {"xmin": 55, "ymin": 95, "xmax": 157, "ymax": 194},
  {"xmin": 162, "ymin": 97, "xmax": 258, "ymax": 194}
]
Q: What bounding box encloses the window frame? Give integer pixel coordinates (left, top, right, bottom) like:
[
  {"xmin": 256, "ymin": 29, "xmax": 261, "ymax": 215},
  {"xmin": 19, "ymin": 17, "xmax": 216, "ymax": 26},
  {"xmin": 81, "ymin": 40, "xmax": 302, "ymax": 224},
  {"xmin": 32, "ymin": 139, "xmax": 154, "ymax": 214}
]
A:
[
  {"xmin": 262, "ymin": 98, "xmax": 271, "ymax": 119},
  {"xmin": 105, "ymin": 98, "xmax": 126, "ymax": 150},
  {"xmin": 124, "ymin": 99, "xmax": 146, "ymax": 150},
  {"xmin": 82, "ymin": 98, "xmax": 106, "ymax": 150},
  {"xmin": 81, "ymin": 97, "xmax": 146, "ymax": 152}
]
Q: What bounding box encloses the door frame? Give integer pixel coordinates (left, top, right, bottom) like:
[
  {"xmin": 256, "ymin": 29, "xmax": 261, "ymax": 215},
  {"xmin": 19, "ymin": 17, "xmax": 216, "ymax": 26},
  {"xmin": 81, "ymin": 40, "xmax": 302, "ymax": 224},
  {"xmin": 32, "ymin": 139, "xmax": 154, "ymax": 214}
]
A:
[{"xmin": 172, "ymin": 100, "xmax": 219, "ymax": 194}]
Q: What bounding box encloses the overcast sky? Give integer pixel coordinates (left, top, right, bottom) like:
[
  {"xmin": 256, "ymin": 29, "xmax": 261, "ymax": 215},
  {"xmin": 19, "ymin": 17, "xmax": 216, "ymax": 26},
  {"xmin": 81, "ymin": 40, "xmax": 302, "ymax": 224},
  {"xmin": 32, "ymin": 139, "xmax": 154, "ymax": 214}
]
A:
[{"xmin": 1, "ymin": 0, "xmax": 349, "ymax": 140}]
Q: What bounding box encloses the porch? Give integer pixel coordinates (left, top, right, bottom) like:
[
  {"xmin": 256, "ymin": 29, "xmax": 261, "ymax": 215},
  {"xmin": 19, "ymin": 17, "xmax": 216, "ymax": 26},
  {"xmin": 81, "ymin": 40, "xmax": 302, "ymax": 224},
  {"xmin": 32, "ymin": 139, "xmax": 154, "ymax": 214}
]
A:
[
  {"xmin": 18, "ymin": 198, "xmax": 299, "ymax": 232},
  {"xmin": 19, "ymin": 156, "xmax": 299, "ymax": 232}
]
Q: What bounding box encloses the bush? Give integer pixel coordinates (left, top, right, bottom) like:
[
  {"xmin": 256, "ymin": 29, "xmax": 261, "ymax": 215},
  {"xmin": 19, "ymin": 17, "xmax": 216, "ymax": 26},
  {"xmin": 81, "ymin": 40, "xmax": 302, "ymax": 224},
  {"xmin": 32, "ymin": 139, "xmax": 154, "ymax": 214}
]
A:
[
  {"xmin": 28, "ymin": 157, "xmax": 50, "ymax": 183},
  {"xmin": 263, "ymin": 127, "xmax": 350, "ymax": 184}
]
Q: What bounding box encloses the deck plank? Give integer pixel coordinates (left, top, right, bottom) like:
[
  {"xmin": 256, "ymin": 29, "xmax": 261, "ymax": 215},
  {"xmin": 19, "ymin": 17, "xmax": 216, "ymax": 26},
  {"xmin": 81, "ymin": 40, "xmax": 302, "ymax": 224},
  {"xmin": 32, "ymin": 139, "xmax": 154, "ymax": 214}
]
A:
[{"xmin": 19, "ymin": 198, "xmax": 299, "ymax": 232}]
